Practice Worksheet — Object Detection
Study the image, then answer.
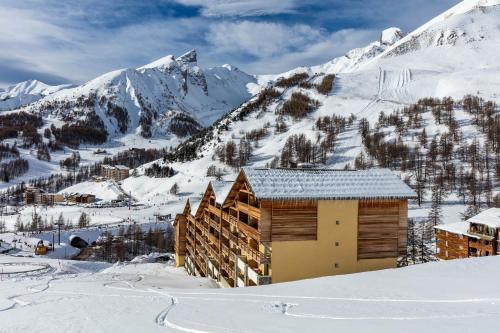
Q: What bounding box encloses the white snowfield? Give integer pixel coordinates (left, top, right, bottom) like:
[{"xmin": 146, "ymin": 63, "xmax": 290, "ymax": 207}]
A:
[{"xmin": 1, "ymin": 254, "xmax": 500, "ymax": 332}]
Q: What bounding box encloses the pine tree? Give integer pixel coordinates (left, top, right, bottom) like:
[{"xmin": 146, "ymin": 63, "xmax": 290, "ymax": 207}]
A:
[
  {"xmin": 169, "ymin": 183, "xmax": 179, "ymax": 195},
  {"xmin": 428, "ymin": 185, "xmax": 443, "ymax": 226}
]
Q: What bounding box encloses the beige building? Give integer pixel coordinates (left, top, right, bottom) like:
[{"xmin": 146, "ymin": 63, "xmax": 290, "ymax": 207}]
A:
[
  {"xmin": 175, "ymin": 168, "xmax": 415, "ymax": 287},
  {"xmin": 24, "ymin": 187, "xmax": 65, "ymax": 206},
  {"xmin": 101, "ymin": 164, "xmax": 130, "ymax": 181}
]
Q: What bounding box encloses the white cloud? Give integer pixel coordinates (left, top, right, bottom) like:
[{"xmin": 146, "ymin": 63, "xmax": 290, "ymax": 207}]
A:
[
  {"xmin": 0, "ymin": 3, "xmax": 208, "ymax": 85},
  {"xmin": 207, "ymin": 21, "xmax": 322, "ymax": 57},
  {"xmin": 206, "ymin": 21, "xmax": 377, "ymax": 74},
  {"xmin": 175, "ymin": 0, "xmax": 297, "ymax": 17}
]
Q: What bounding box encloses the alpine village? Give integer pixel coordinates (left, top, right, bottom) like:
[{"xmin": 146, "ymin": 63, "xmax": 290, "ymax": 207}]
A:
[{"xmin": 1, "ymin": 0, "xmax": 500, "ymax": 331}]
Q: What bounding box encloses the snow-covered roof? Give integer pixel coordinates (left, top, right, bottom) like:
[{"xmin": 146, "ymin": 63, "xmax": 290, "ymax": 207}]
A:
[
  {"xmin": 242, "ymin": 168, "xmax": 416, "ymax": 200},
  {"xmin": 467, "ymin": 208, "xmax": 500, "ymax": 228},
  {"xmin": 434, "ymin": 222, "xmax": 480, "ymax": 239}
]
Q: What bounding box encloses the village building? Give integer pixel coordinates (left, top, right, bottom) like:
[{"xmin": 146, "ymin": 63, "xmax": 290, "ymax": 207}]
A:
[
  {"xmin": 101, "ymin": 164, "xmax": 130, "ymax": 181},
  {"xmin": 435, "ymin": 208, "xmax": 500, "ymax": 260},
  {"xmin": 24, "ymin": 187, "xmax": 65, "ymax": 206},
  {"xmin": 67, "ymin": 193, "xmax": 97, "ymax": 204},
  {"xmin": 174, "ymin": 168, "xmax": 416, "ymax": 287}
]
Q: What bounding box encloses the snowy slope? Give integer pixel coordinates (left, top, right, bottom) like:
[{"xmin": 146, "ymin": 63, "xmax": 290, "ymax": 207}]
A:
[
  {"xmin": 0, "ymin": 80, "xmax": 72, "ymax": 111},
  {"xmin": 259, "ymin": 27, "xmax": 405, "ymax": 84},
  {"xmin": 2, "ymin": 254, "xmax": 500, "ymax": 332}
]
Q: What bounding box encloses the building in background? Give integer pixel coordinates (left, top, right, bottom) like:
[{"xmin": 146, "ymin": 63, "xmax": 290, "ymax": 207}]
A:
[
  {"xmin": 435, "ymin": 208, "xmax": 500, "ymax": 260},
  {"xmin": 67, "ymin": 193, "xmax": 96, "ymax": 204},
  {"xmin": 175, "ymin": 168, "xmax": 415, "ymax": 287},
  {"xmin": 101, "ymin": 165, "xmax": 130, "ymax": 181},
  {"xmin": 24, "ymin": 187, "xmax": 65, "ymax": 206}
]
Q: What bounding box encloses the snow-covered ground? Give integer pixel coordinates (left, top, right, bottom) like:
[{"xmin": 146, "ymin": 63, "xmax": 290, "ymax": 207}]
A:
[{"xmin": 1, "ymin": 253, "xmax": 500, "ymax": 332}]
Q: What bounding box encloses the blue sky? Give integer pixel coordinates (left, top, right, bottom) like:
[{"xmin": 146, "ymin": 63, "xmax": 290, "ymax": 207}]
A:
[{"xmin": 0, "ymin": 0, "xmax": 460, "ymax": 87}]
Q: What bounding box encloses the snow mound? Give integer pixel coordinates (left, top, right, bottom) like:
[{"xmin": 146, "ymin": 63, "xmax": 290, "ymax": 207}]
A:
[{"xmin": 380, "ymin": 27, "xmax": 404, "ymax": 45}]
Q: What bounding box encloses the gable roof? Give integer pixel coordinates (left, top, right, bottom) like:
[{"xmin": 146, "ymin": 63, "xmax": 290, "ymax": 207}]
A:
[
  {"xmin": 194, "ymin": 182, "xmax": 215, "ymax": 219},
  {"xmin": 241, "ymin": 168, "xmax": 416, "ymax": 200}
]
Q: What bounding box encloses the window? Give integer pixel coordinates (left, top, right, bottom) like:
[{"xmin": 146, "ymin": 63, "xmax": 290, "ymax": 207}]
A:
[
  {"xmin": 445, "ymin": 250, "xmax": 448, "ymax": 257},
  {"xmin": 334, "ymin": 263, "xmax": 339, "ymax": 268},
  {"xmin": 336, "ymin": 220, "xmax": 340, "ymax": 225},
  {"xmin": 335, "ymin": 242, "xmax": 339, "ymax": 246}
]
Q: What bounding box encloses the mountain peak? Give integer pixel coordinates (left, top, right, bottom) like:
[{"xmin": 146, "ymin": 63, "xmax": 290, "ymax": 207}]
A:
[
  {"xmin": 139, "ymin": 55, "xmax": 176, "ymax": 70},
  {"xmin": 176, "ymin": 49, "xmax": 197, "ymax": 65}
]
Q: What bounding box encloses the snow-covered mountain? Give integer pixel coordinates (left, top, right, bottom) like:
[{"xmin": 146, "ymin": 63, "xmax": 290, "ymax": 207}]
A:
[
  {"xmin": 259, "ymin": 27, "xmax": 405, "ymax": 84},
  {"xmin": 0, "ymin": 80, "xmax": 71, "ymax": 111},
  {"xmin": 16, "ymin": 50, "xmax": 256, "ymax": 144},
  {"xmin": 128, "ymin": 0, "xmax": 500, "ymax": 223}
]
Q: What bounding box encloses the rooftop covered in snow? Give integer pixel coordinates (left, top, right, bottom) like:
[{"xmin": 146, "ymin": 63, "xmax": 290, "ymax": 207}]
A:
[
  {"xmin": 467, "ymin": 208, "xmax": 500, "ymax": 228},
  {"xmin": 241, "ymin": 168, "xmax": 416, "ymax": 200}
]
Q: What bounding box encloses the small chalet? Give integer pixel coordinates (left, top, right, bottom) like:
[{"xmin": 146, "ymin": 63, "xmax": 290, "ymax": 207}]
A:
[
  {"xmin": 435, "ymin": 208, "xmax": 500, "ymax": 260},
  {"xmin": 174, "ymin": 168, "xmax": 415, "ymax": 287}
]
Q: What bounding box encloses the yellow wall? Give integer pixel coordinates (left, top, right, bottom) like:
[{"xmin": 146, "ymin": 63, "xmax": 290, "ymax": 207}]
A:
[
  {"xmin": 175, "ymin": 254, "xmax": 185, "ymax": 268},
  {"xmin": 270, "ymin": 200, "xmax": 397, "ymax": 283}
]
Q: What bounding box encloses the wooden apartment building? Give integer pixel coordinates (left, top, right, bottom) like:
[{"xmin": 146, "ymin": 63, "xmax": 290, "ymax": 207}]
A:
[
  {"xmin": 435, "ymin": 208, "xmax": 500, "ymax": 260},
  {"xmin": 174, "ymin": 168, "xmax": 416, "ymax": 287}
]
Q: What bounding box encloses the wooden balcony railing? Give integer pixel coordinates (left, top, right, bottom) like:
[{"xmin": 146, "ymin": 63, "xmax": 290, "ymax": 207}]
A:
[
  {"xmin": 186, "ymin": 244, "xmax": 193, "ymax": 255},
  {"xmin": 221, "ymin": 260, "xmax": 234, "ymax": 277},
  {"xmin": 208, "ymin": 233, "xmax": 219, "ymax": 247},
  {"xmin": 207, "ymin": 244, "xmax": 219, "ymax": 260},
  {"xmin": 235, "ymin": 201, "xmax": 261, "ymax": 219},
  {"xmin": 221, "ymin": 243, "xmax": 229, "ymax": 256},
  {"xmin": 238, "ymin": 238, "xmax": 268, "ymax": 264},
  {"xmin": 208, "ymin": 204, "xmax": 220, "ymax": 216},
  {"xmin": 221, "ymin": 227, "xmax": 230, "ymax": 240},
  {"xmin": 186, "ymin": 234, "xmax": 195, "ymax": 246},
  {"xmin": 228, "ymin": 231, "xmax": 238, "ymax": 243},
  {"xmin": 237, "ymin": 220, "xmax": 260, "ymax": 241}
]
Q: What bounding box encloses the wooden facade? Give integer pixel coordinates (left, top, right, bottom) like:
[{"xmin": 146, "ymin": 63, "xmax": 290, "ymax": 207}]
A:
[
  {"xmin": 175, "ymin": 169, "xmax": 413, "ymax": 287},
  {"xmin": 435, "ymin": 218, "xmax": 499, "ymax": 261},
  {"xmin": 436, "ymin": 230, "xmax": 469, "ymax": 260}
]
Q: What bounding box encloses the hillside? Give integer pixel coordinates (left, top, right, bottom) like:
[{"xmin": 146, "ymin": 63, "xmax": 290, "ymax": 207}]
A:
[{"xmin": 128, "ymin": 0, "xmax": 500, "ymax": 224}]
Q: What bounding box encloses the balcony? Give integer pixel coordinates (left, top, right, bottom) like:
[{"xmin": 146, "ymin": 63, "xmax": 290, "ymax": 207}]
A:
[
  {"xmin": 208, "ymin": 204, "xmax": 220, "ymax": 216},
  {"xmin": 210, "ymin": 218, "xmax": 220, "ymax": 231},
  {"xmin": 207, "ymin": 243, "xmax": 219, "ymax": 260},
  {"xmin": 238, "ymin": 220, "xmax": 260, "ymax": 241},
  {"xmin": 186, "ymin": 234, "xmax": 195, "ymax": 246},
  {"xmin": 236, "ymin": 201, "xmax": 260, "ymax": 219},
  {"xmin": 208, "ymin": 233, "xmax": 219, "ymax": 246},
  {"xmin": 186, "ymin": 244, "xmax": 193, "ymax": 255},
  {"xmin": 238, "ymin": 238, "xmax": 268, "ymax": 264},
  {"xmin": 221, "ymin": 227, "xmax": 230, "ymax": 240},
  {"xmin": 221, "ymin": 260, "xmax": 235, "ymax": 277},
  {"xmin": 221, "ymin": 243, "xmax": 230, "ymax": 256}
]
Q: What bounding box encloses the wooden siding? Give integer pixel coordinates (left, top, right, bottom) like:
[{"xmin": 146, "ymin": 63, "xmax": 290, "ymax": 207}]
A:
[
  {"xmin": 436, "ymin": 230, "xmax": 469, "ymax": 260},
  {"xmin": 271, "ymin": 201, "xmax": 317, "ymax": 241},
  {"xmin": 358, "ymin": 200, "xmax": 400, "ymax": 260},
  {"xmin": 398, "ymin": 200, "xmax": 408, "ymax": 256},
  {"xmin": 259, "ymin": 201, "xmax": 272, "ymax": 242}
]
